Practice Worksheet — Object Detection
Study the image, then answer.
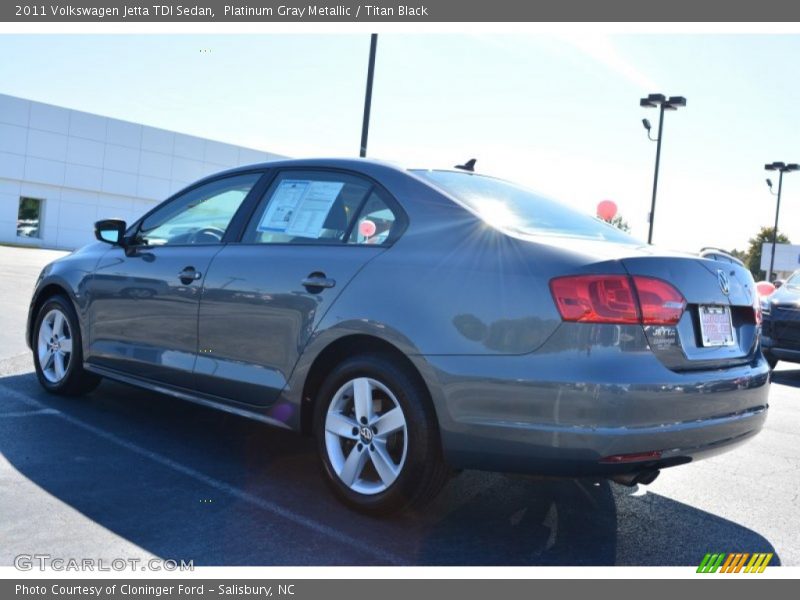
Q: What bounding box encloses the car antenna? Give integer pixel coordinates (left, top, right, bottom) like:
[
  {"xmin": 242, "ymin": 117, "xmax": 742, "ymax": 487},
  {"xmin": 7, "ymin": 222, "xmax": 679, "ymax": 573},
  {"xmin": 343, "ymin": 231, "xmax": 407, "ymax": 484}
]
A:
[{"xmin": 455, "ymin": 158, "xmax": 476, "ymax": 172}]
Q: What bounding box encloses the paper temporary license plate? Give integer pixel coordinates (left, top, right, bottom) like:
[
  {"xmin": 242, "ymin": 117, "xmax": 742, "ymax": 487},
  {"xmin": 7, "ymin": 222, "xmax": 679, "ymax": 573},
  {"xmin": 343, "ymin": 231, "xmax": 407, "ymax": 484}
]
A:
[{"xmin": 698, "ymin": 305, "xmax": 735, "ymax": 347}]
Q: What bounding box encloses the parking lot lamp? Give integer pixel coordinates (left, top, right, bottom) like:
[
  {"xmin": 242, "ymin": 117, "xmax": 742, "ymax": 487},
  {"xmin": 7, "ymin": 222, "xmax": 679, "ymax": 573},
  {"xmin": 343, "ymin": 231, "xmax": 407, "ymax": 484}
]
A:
[
  {"xmin": 764, "ymin": 162, "xmax": 800, "ymax": 282},
  {"xmin": 359, "ymin": 34, "xmax": 378, "ymax": 158},
  {"xmin": 640, "ymin": 94, "xmax": 686, "ymax": 244}
]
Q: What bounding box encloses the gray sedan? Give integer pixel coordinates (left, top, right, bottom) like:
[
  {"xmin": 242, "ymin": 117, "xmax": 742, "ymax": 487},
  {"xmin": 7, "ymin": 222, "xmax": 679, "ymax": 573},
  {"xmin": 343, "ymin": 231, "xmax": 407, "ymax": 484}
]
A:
[{"xmin": 26, "ymin": 158, "xmax": 769, "ymax": 515}]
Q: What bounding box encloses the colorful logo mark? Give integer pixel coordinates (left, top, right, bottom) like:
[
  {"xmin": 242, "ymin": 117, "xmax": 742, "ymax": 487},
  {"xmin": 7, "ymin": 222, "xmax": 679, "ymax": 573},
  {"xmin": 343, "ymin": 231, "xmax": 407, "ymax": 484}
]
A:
[{"xmin": 697, "ymin": 552, "xmax": 773, "ymax": 573}]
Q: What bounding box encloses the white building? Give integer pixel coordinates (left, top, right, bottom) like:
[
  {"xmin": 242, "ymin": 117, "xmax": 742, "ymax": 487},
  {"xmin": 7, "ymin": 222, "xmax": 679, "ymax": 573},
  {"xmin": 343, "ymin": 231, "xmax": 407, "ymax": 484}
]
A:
[{"xmin": 0, "ymin": 93, "xmax": 284, "ymax": 249}]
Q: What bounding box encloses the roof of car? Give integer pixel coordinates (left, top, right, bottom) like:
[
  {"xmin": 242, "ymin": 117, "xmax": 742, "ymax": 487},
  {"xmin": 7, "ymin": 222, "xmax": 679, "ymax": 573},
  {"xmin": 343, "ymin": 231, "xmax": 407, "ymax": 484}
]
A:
[
  {"xmin": 221, "ymin": 157, "xmax": 410, "ymax": 176},
  {"xmin": 212, "ymin": 157, "xmax": 476, "ymax": 180}
]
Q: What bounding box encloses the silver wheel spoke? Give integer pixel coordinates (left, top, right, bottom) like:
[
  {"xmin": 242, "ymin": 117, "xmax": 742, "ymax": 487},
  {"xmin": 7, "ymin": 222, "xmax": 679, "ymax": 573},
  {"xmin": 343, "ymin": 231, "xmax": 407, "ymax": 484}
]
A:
[
  {"xmin": 373, "ymin": 407, "xmax": 405, "ymax": 438},
  {"xmin": 53, "ymin": 312, "xmax": 65, "ymax": 337},
  {"xmin": 59, "ymin": 337, "xmax": 73, "ymax": 354},
  {"xmin": 38, "ymin": 344, "xmax": 50, "ymax": 367},
  {"xmin": 325, "ymin": 412, "xmax": 358, "ymax": 439},
  {"xmin": 339, "ymin": 445, "xmax": 368, "ymax": 486},
  {"xmin": 353, "ymin": 378, "xmax": 374, "ymax": 423},
  {"xmin": 370, "ymin": 440, "xmax": 399, "ymax": 486},
  {"xmin": 40, "ymin": 320, "xmax": 53, "ymax": 341},
  {"xmin": 43, "ymin": 351, "xmax": 55, "ymax": 372},
  {"xmin": 54, "ymin": 352, "xmax": 66, "ymax": 380}
]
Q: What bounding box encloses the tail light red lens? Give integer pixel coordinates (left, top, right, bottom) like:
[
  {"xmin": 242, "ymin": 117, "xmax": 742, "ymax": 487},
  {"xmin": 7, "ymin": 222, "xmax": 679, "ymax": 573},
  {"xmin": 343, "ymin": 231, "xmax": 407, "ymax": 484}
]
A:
[
  {"xmin": 550, "ymin": 275, "xmax": 686, "ymax": 326},
  {"xmin": 631, "ymin": 276, "xmax": 686, "ymax": 325},
  {"xmin": 549, "ymin": 275, "xmax": 638, "ymax": 323}
]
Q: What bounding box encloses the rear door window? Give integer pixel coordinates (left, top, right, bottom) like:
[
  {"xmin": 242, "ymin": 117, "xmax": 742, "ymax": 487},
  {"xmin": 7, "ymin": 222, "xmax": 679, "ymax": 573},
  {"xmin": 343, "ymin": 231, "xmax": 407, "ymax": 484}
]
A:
[{"xmin": 241, "ymin": 170, "xmax": 403, "ymax": 245}]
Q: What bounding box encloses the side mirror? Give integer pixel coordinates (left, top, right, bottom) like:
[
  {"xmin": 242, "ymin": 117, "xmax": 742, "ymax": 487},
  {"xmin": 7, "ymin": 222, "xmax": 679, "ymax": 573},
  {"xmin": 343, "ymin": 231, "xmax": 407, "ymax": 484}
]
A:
[{"xmin": 94, "ymin": 219, "xmax": 127, "ymax": 246}]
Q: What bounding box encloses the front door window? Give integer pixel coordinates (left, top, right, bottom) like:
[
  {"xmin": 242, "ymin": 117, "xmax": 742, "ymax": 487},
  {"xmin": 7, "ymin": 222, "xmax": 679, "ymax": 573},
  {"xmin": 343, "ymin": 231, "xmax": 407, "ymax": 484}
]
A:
[{"xmin": 136, "ymin": 173, "xmax": 261, "ymax": 246}]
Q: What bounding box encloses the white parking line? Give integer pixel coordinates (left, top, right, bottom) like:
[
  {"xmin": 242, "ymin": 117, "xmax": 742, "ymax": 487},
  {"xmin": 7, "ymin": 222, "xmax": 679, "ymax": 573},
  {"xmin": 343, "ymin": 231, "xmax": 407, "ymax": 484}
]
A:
[
  {"xmin": 0, "ymin": 382, "xmax": 407, "ymax": 566},
  {"xmin": 0, "ymin": 408, "xmax": 60, "ymax": 418}
]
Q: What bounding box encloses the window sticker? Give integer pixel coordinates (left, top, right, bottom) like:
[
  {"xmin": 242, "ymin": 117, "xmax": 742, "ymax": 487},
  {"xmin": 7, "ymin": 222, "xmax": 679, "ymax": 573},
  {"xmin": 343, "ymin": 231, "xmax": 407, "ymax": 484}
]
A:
[
  {"xmin": 257, "ymin": 180, "xmax": 309, "ymax": 232},
  {"xmin": 256, "ymin": 179, "xmax": 345, "ymax": 238},
  {"xmin": 285, "ymin": 181, "xmax": 344, "ymax": 238}
]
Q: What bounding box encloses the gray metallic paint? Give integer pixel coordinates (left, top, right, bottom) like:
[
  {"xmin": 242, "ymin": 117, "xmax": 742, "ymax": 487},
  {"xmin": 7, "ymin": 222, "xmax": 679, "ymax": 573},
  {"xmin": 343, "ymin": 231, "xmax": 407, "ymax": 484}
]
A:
[
  {"xmin": 194, "ymin": 243, "xmax": 387, "ymax": 406},
  {"xmin": 26, "ymin": 158, "xmax": 770, "ymax": 478},
  {"xmin": 87, "ymin": 245, "xmax": 224, "ymax": 386}
]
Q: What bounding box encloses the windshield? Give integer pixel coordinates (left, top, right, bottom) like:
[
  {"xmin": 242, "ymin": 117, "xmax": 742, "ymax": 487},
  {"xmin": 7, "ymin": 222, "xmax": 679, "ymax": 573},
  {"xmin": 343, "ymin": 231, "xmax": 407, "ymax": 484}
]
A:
[
  {"xmin": 786, "ymin": 272, "xmax": 800, "ymax": 289},
  {"xmin": 413, "ymin": 170, "xmax": 639, "ymax": 244}
]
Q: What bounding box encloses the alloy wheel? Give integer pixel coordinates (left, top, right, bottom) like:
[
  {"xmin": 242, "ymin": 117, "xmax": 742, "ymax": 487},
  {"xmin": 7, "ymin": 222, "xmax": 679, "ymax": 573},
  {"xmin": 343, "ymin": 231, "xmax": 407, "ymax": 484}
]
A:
[
  {"xmin": 324, "ymin": 377, "xmax": 408, "ymax": 495},
  {"xmin": 37, "ymin": 308, "xmax": 73, "ymax": 383}
]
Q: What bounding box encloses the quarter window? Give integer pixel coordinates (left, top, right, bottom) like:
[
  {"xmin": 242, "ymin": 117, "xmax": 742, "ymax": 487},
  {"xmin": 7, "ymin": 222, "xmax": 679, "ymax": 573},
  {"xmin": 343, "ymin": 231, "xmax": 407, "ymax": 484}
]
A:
[
  {"xmin": 347, "ymin": 192, "xmax": 398, "ymax": 245},
  {"xmin": 136, "ymin": 174, "xmax": 260, "ymax": 246}
]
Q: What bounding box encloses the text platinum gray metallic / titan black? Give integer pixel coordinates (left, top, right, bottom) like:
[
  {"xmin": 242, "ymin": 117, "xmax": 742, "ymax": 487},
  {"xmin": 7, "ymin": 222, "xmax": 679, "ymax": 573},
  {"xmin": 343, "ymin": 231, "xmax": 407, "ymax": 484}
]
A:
[{"xmin": 26, "ymin": 158, "xmax": 769, "ymax": 514}]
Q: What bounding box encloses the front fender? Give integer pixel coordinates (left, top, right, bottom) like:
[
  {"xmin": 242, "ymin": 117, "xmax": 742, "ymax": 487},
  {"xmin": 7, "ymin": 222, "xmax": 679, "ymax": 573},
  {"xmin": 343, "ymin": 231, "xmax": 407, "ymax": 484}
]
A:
[{"xmin": 26, "ymin": 244, "xmax": 109, "ymax": 352}]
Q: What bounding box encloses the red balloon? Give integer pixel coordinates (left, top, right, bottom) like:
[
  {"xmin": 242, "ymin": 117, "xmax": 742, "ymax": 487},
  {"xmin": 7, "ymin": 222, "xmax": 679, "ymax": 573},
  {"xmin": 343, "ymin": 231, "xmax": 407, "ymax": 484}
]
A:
[
  {"xmin": 597, "ymin": 199, "xmax": 617, "ymax": 221},
  {"xmin": 359, "ymin": 219, "xmax": 377, "ymax": 238},
  {"xmin": 756, "ymin": 281, "xmax": 776, "ymax": 298}
]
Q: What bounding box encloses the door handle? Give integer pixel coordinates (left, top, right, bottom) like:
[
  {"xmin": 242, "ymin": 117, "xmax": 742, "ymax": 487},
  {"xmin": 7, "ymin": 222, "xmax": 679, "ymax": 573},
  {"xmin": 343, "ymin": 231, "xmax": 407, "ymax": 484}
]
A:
[
  {"xmin": 302, "ymin": 272, "xmax": 336, "ymax": 292},
  {"xmin": 178, "ymin": 267, "xmax": 202, "ymax": 284}
]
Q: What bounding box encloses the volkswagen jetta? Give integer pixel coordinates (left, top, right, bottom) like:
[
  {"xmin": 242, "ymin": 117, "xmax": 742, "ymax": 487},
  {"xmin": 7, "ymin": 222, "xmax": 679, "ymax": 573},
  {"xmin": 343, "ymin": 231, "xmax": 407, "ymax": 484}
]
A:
[{"xmin": 27, "ymin": 158, "xmax": 769, "ymax": 514}]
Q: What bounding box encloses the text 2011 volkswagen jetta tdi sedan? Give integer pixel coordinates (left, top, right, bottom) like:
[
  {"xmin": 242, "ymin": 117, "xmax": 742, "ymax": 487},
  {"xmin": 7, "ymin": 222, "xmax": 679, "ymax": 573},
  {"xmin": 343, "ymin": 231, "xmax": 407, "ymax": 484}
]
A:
[{"xmin": 27, "ymin": 158, "xmax": 769, "ymax": 514}]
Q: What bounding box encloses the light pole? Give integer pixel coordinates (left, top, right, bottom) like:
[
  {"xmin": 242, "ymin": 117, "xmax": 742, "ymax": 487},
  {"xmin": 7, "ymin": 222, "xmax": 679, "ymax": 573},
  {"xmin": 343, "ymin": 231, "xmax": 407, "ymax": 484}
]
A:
[
  {"xmin": 640, "ymin": 93, "xmax": 686, "ymax": 244},
  {"xmin": 359, "ymin": 34, "xmax": 378, "ymax": 158},
  {"xmin": 764, "ymin": 161, "xmax": 799, "ymax": 282}
]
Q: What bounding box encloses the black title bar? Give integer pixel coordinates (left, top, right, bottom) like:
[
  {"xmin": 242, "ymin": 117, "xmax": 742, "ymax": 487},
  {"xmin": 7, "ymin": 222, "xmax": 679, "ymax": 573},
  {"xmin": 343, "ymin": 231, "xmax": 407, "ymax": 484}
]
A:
[{"xmin": 4, "ymin": 0, "xmax": 800, "ymax": 22}]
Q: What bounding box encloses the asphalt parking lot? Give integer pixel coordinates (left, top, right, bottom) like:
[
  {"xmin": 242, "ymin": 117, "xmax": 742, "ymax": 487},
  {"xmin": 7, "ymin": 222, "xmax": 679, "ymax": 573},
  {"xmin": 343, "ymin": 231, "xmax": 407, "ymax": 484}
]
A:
[{"xmin": 1, "ymin": 245, "xmax": 798, "ymax": 567}]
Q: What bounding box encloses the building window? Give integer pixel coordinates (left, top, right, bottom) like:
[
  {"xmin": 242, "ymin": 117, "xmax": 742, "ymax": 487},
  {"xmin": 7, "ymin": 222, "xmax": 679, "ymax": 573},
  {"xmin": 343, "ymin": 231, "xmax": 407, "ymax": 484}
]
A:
[{"xmin": 17, "ymin": 197, "xmax": 44, "ymax": 239}]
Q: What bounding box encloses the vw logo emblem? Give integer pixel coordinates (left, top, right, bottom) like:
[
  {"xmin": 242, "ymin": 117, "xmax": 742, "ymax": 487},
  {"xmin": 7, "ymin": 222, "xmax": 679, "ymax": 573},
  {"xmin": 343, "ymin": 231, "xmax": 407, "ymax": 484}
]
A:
[
  {"xmin": 717, "ymin": 269, "xmax": 730, "ymax": 295},
  {"xmin": 359, "ymin": 426, "xmax": 374, "ymax": 443}
]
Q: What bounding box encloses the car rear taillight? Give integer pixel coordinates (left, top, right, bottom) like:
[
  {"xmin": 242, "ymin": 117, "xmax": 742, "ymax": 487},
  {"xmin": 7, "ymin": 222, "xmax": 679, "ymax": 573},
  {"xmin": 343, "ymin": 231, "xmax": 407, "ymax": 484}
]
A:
[
  {"xmin": 549, "ymin": 275, "xmax": 639, "ymax": 324},
  {"xmin": 550, "ymin": 275, "xmax": 686, "ymax": 326},
  {"xmin": 631, "ymin": 276, "xmax": 686, "ymax": 325},
  {"xmin": 754, "ymin": 297, "xmax": 763, "ymax": 325}
]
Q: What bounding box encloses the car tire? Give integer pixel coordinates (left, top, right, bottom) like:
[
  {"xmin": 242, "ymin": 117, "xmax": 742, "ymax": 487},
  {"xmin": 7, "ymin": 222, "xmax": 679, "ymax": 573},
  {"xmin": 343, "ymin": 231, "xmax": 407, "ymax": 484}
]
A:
[
  {"xmin": 33, "ymin": 295, "xmax": 101, "ymax": 396},
  {"xmin": 313, "ymin": 354, "xmax": 449, "ymax": 515}
]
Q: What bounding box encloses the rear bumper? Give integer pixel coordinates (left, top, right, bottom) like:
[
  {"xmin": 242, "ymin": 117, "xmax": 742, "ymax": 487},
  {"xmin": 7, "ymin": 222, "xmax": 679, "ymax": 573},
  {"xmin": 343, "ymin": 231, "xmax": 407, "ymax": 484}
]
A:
[
  {"xmin": 421, "ymin": 325, "xmax": 770, "ymax": 477},
  {"xmin": 437, "ymin": 401, "xmax": 766, "ymax": 477}
]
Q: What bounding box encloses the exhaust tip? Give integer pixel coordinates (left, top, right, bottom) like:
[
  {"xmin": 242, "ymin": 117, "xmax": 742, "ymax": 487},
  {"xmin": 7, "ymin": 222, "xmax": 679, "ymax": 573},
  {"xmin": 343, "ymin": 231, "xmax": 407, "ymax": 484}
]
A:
[
  {"xmin": 636, "ymin": 469, "xmax": 660, "ymax": 485},
  {"xmin": 611, "ymin": 469, "xmax": 660, "ymax": 487}
]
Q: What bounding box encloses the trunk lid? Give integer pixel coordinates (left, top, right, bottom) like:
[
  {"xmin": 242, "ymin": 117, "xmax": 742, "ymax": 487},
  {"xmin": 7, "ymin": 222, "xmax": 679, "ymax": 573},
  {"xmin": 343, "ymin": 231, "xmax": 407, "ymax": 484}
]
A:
[
  {"xmin": 621, "ymin": 254, "xmax": 759, "ymax": 371},
  {"xmin": 528, "ymin": 236, "xmax": 759, "ymax": 371}
]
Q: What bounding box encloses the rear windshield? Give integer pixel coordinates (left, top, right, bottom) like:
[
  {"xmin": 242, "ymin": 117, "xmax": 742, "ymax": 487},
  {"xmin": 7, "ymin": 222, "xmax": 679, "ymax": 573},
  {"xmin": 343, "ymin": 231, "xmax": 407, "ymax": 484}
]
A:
[{"xmin": 413, "ymin": 170, "xmax": 638, "ymax": 244}]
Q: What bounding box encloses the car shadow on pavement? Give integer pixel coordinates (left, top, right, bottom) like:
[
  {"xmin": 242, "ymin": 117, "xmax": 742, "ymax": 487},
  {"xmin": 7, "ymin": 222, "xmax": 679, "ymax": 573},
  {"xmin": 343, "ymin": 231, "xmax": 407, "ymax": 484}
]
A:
[{"xmin": 0, "ymin": 372, "xmax": 781, "ymax": 567}]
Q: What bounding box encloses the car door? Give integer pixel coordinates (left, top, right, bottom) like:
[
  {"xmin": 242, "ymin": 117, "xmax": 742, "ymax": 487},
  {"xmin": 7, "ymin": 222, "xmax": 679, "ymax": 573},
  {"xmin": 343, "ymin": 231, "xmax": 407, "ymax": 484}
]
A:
[
  {"xmin": 194, "ymin": 169, "xmax": 406, "ymax": 409},
  {"xmin": 85, "ymin": 172, "xmax": 264, "ymax": 387}
]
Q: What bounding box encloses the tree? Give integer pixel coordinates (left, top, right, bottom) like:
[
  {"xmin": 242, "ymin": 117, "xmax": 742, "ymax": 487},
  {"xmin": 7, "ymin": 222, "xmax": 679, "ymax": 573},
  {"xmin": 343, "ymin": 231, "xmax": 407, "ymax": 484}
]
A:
[
  {"xmin": 609, "ymin": 214, "xmax": 630, "ymax": 232},
  {"xmin": 728, "ymin": 248, "xmax": 747, "ymax": 263},
  {"xmin": 601, "ymin": 214, "xmax": 631, "ymax": 232},
  {"xmin": 744, "ymin": 226, "xmax": 790, "ymax": 280}
]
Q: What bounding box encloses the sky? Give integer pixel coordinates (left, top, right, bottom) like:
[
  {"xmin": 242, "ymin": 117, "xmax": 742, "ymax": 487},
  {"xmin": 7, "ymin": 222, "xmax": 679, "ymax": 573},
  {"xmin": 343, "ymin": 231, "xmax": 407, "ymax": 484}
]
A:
[{"xmin": 2, "ymin": 33, "xmax": 800, "ymax": 253}]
